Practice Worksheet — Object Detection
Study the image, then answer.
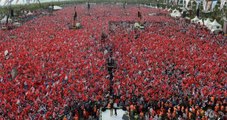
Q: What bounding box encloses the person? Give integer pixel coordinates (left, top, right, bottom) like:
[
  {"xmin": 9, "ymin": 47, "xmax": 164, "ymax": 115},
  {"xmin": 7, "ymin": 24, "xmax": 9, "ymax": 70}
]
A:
[
  {"xmin": 73, "ymin": 6, "xmax": 77, "ymax": 27},
  {"xmin": 107, "ymin": 54, "xmax": 115, "ymax": 96},
  {"xmin": 87, "ymin": 2, "xmax": 90, "ymax": 10},
  {"xmin": 123, "ymin": 1, "xmax": 126, "ymax": 9},
  {"xmin": 11, "ymin": 67, "xmax": 17, "ymax": 80},
  {"xmin": 107, "ymin": 56, "xmax": 115, "ymax": 80},
  {"xmin": 182, "ymin": 9, "xmax": 187, "ymax": 18},
  {"xmin": 101, "ymin": 32, "xmax": 108, "ymax": 42},
  {"xmin": 122, "ymin": 112, "xmax": 130, "ymax": 120},
  {"xmin": 51, "ymin": 4, "xmax": 54, "ymax": 14},
  {"xmin": 48, "ymin": 4, "xmax": 54, "ymax": 15},
  {"xmin": 138, "ymin": 11, "xmax": 142, "ymax": 21},
  {"xmin": 137, "ymin": 10, "xmax": 145, "ymax": 27},
  {"xmin": 113, "ymin": 100, "xmax": 118, "ymax": 115},
  {"xmin": 74, "ymin": 114, "xmax": 79, "ymax": 120},
  {"xmin": 69, "ymin": 6, "xmax": 81, "ymax": 29},
  {"xmin": 110, "ymin": 100, "xmax": 114, "ymax": 116}
]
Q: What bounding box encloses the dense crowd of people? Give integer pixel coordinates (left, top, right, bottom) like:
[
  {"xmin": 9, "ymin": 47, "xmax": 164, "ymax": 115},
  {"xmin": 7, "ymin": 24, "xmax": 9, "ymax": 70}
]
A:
[{"xmin": 0, "ymin": 4, "xmax": 226, "ymax": 119}]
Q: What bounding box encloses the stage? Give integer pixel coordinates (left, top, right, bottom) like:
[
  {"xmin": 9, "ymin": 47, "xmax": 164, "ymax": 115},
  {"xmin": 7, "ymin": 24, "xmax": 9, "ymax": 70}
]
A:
[{"xmin": 101, "ymin": 109, "xmax": 126, "ymax": 120}]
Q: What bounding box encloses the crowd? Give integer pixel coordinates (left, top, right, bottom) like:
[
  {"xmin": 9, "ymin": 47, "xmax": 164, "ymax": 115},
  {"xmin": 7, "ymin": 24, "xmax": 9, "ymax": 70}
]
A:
[{"xmin": 0, "ymin": 4, "xmax": 226, "ymax": 119}]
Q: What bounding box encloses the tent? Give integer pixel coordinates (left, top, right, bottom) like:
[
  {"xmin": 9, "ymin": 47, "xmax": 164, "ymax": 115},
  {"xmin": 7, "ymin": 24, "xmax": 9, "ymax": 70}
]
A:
[{"xmin": 0, "ymin": 15, "xmax": 12, "ymax": 24}]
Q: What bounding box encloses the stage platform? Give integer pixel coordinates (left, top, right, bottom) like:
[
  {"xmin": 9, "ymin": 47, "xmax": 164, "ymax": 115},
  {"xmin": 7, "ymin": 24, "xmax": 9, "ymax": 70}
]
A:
[{"xmin": 101, "ymin": 109, "xmax": 126, "ymax": 120}]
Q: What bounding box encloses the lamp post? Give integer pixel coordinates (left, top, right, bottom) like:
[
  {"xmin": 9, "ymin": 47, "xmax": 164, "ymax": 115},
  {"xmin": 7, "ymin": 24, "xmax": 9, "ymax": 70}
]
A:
[
  {"xmin": 107, "ymin": 52, "xmax": 116, "ymax": 97},
  {"xmin": 224, "ymin": 19, "xmax": 227, "ymax": 35}
]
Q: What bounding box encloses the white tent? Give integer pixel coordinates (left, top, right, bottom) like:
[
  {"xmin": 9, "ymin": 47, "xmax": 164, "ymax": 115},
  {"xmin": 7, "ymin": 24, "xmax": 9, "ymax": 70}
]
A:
[
  {"xmin": 198, "ymin": 19, "xmax": 203, "ymax": 25},
  {"xmin": 191, "ymin": 16, "xmax": 204, "ymax": 25},
  {"xmin": 220, "ymin": 0, "xmax": 227, "ymax": 10},
  {"xmin": 204, "ymin": 18, "xmax": 212, "ymax": 29},
  {"xmin": 191, "ymin": 16, "xmax": 200, "ymax": 23},
  {"xmin": 26, "ymin": 11, "xmax": 33, "ymax": 16},
  {"xmin": 170, "ymin": 9, "xmax": 181, "ymax": 18},
  {"xmin": 134, "ymin": 22, "xmax": 144, "ymax": 29},
  {"xmin": 49, "ymin": 5, "xmax": 63, "ymax": 10},
  {"xmin": 0, "ymin": 16, "xmax": 12, "ymax": 24},
  {"xmin": 210, "ymin": 19, "xmax": 222, "ymax": 33}
]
